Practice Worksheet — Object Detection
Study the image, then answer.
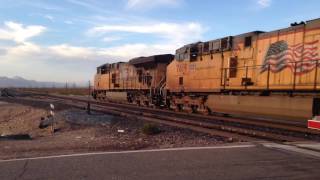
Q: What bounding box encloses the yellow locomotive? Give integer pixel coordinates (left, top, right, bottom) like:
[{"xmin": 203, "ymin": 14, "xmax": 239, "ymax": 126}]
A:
[
  {"xmin": 93, "ymin": 54, "xmax": 174, "ymax": 105},
  {"xmin": 94, "ymin": 18, "xmax": 320, "ymax": 120}
]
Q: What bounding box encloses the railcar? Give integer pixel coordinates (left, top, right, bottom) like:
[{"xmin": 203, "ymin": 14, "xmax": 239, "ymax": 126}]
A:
[
  {"xmin": 94, "ymin": 18, "xmax": 320, "ymax": 121},
  {"xmin": 93, "ymin": 54, "xmax": 174, "ymax": 105},
  {"xmin": 166, "ymin": 18, "xmax": 320, "ymax": 120}
]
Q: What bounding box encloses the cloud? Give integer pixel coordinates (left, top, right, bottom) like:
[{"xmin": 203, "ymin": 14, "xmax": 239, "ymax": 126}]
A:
[
  {"xmin": 23, "ymin": 1, "xmax": 64, "ymax": 11},
  {"xmin": 126, "ymin": 0, "xmax": 182, "ymax": 9},
  {"xmin": 98, "ymin": 43, "xmax": 176, "ymax": 58},
  {"xmin": 102, "ymin": 36, "xmax": 122, "ymax": 42},
  {"xmin": 0, "ymin": 21, "xmax": 46, "ymax": 43},
  {"xmin": 49, "ymin": 44, "xmax": 97, "ymax": 59},
  {"xmin": 0, "ymin": 20, "xmax": 203, "ymax": 82},
  {"xmin": 89, "ymin": 22, "xmax": 204, "ymax": 44},
  {"xmin": 48, "ymin": 43, "xmax": 174, "ymax": 61},
  {"xmin": 0, "ymin": 21, "xmax": 103, "ymax": 63},
  {"xmin": 6, "ymin": 42, "xmax": 42, "ymax": 57},
  {"xmin": 64, "ymin": 20, "xmax": 74, "ymax": 25},
  {"xmin": 257, "ymin": 0, "xmax": 271, "ymax": 8},
  {"xmin": 66, "ymin": 0, "xmax": 114, "ymax": 14},
  {"xmin": 44, "ymin": 15, "xmax": 54, "ymax": 22}
]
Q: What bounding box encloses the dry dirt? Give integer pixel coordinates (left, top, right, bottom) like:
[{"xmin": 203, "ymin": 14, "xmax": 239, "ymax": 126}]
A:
[{"xmin": 0, "ymin": 97, "xmax": 232, "ymax": 160}]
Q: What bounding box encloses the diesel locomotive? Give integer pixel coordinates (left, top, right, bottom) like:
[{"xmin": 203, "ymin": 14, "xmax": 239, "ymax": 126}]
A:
[{"xmin": 93, "ymin": 18, "xmax": 320, "ymax": 120}]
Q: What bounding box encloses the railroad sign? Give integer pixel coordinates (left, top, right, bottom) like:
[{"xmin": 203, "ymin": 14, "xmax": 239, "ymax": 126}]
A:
[{"xmin": 308, "ymin": 119, "xmax": 320, "ymax": 130}]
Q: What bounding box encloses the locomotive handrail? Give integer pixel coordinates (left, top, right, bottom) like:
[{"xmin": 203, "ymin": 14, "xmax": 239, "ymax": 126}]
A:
[
  {"xmin": 222, "ymin": 59, "xmax": 320, "ymax": 70},
  {"xmin": 221, "ymin": 59, "xmax": 320, "ymax": 92}
]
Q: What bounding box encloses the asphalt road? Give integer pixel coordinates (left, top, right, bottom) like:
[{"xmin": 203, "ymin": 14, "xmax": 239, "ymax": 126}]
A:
[{"xmin": 1, "ymin": 144, "xmax": 320, "ymax": 180}]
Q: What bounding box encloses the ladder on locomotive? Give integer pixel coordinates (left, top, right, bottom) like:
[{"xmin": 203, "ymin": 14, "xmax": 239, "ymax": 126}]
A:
[{"xmin": 152, "ymin": 76, "xmax": 167, "ymax": 106}]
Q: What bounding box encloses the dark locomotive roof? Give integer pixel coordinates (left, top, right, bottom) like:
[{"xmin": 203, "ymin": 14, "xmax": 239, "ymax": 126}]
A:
[
  {"xmin": 97, "ymin": 63, "xmax": 109, "ymax": 68},
  {"xmin": 97, "ymin": 63, "xmax": 110, "ymax": 74},
  {"xmin": 129, "ymin": 54, "xmax": 174, "ymax": 65}
]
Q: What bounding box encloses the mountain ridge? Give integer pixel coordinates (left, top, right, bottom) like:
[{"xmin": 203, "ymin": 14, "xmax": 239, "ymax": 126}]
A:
[{"xmin": 0, "ymin": 76, "xmax": 84, "ymax": 88}]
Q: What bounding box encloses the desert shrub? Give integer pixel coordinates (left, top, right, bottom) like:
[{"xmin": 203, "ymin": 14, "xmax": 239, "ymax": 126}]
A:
[{"xmin": 142, "ymin": 123, "xmax": 161, "ymax": 135}]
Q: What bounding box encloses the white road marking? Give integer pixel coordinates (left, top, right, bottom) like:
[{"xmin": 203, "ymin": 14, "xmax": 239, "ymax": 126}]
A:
[
  {"xmin": 0, "ymin": 144, "xmax": 255, "ymax": 163},
  {"xmin": 263, "ymin": 143, "xmax": 320, "ymax": 158}
]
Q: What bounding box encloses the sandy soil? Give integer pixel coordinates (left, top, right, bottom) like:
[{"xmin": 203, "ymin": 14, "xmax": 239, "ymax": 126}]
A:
[{"xmin": 0, "ymin": 98, "xmax": 232, "ymax": 160}]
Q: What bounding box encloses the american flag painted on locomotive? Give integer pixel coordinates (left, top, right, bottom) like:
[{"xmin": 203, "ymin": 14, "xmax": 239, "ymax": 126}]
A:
[{"xmin": 261, "ymin": 40, "xmax": 320, "ymax": 75}]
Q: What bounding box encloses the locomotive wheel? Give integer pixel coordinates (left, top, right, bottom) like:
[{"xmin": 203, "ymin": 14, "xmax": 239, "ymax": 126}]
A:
[
  {"xmin": 143, "ymin": 101, "xmax": 149, "ymax": 107},
  {"xmin": 182, "ymin": 104, "xmax": 193, "ymax": 113},
  {"xmin": 197, "ymin": 105, "xmax": 210, "ymax": 115}
]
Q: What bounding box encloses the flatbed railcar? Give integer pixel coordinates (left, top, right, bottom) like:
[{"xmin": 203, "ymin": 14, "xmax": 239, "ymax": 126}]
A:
[{"xmin": 93, "ymin": 18, "xmax": 320, "ymax": 121}]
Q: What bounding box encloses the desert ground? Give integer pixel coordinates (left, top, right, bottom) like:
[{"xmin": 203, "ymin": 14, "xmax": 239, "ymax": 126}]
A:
[{"xmin": 0, "ymin": 94, "xmax": 232, "ymax": 160}]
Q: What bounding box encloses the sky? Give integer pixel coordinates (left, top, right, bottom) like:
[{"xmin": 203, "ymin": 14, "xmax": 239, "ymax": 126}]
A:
[{"xmin": 0, "ymin": 0, "xmax": 319, "ymax": 83}]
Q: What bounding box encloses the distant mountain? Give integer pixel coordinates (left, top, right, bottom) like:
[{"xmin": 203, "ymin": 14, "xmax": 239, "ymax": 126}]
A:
[{"xmin": 0, "ymin": 76, "xmax": 73, "ymax": 88}]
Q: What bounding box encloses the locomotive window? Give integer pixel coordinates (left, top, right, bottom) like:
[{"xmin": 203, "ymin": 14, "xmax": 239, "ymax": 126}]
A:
[
  {"xmin": 184, "ymin": 47, "xmax": 189, "ymax": 53},
  {"xmin": 190, "ymin": 46, "xmax": 198, "ymax": 62},
  {"xmin": 184, "ymin": 53, "xmax": 189, "ymax": 61},
  {"xmin": 146, "ymin": 75, "xmax": 152, "ymax": 86},
  {"xmin": 229, "ymin": 57, "xmax": 238, "ymax": 78},
  {"xmin": 190, "ymin": 53, "xmax": 197, "ymax": 62},
  {"xmin": 137, "ymin": 70, "xmax": 143, "ymax": 82},
  {"xmin": 101, "ymin": 67, "xmax": 107, "ymax": 74},
  {"xmin": 221, "ymin": 38, "xmax": 228, "ymax": 50},
  {"xmin": 245, "ymin": 36, "xmax": 252, "ymax": 47},
  {"xmin": 203, "ymin": 42, "xmax": 209, "ymax": 53},
  {"xmin": 198, "ymin": 44, "xmax": 203, "ymax": 55},
  {"xmin": 176, "ymin": 54, "xmax": 184, "ymax": 61},
  {"xmin": 179, "ymin": 77, "xmax": 183, "ymax": 85},
  {"xmin": 111, "ymin": 73, "xmax": 116, "ymax": 83}
]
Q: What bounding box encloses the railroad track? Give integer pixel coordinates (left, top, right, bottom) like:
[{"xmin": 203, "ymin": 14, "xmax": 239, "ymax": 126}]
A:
[
  {"xmin": 4, "ymin": 89, "xmax": 320, "ymax": 142},
  {"xmin": 25, "ymin": 92, "xmax": 320, "ymax": 143}
]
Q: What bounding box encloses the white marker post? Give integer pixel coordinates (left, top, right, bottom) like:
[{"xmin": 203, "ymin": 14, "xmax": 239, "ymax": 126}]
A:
[
  {"xmin": 87, "ymin": 81, "xmax": 91, "ymax": 115},
  {"xmin": 50, "ymin": 103, "xmax": 55, "ymax": 134}
]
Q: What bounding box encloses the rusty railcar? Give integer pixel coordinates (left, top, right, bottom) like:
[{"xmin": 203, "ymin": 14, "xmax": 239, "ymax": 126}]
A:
[{"xmin": 166, "ymin": 18, "xmax": 320, "ymax": 120}]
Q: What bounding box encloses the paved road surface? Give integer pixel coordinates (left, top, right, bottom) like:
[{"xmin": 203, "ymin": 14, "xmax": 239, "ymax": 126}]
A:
[{"xmin": 1, "ymin": 143, "xmax": 320, "ymax": 180}]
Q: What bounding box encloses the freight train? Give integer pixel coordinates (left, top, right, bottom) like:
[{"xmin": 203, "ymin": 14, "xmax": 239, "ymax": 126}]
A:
[{"xmin": 93, "ymin": 18, "xmax": 320, "ymax": 121}]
